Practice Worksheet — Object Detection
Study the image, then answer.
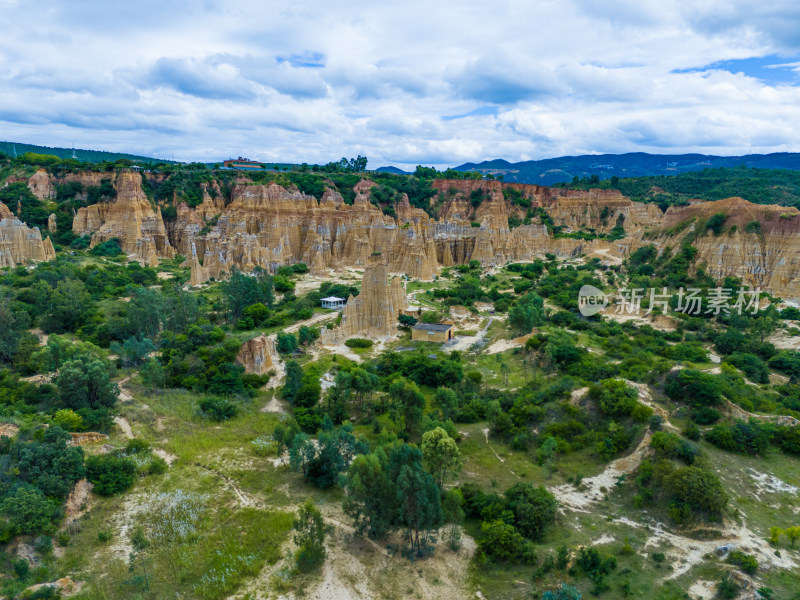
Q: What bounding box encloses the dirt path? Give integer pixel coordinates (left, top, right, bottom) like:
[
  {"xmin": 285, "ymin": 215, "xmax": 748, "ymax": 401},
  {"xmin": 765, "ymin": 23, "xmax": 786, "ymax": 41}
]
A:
[
  {"xmin": 194, "ymin": 462, "xmax": 254, "ymax": 507},
  {"xmin": 283, "ymin": 311, "xmax": 340, "ymax": 334},
  {"xmin": 485, "ymin": 333, "xmax": 531, "ymax": 355},
  {"xmin": 726, "ymin": 399, "xmax": 800, "ymax": 427},
  {"xmin": 614, "ymin": 515, "xmax": 797, "ymax": 582},
  {"xmin": 446, "ymin": 318, "xmax": 494, "ymax": 353},
  {"xmin": 113, "ymin": 416, "xmax": 134, "ymax": 440},
  {"xmin": 482, "ymin": 427, "xmax": 520, "ymax": 478},
  {"xmin": 551, "ymin": 430, "xmax": 653, "ymax": 512},
  {"xmin": 317, "ymin": 342, "xmax": 364, "ymax": 363},
  {"xmin": 117, "ymin": 374, "xmax": 134, "ymax": 402}
]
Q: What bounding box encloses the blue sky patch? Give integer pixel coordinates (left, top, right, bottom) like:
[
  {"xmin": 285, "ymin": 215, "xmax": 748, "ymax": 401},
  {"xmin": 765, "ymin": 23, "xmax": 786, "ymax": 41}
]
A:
[{"xmin": 674, "ymin": 55, "xmax": 800, "ymax": 85}]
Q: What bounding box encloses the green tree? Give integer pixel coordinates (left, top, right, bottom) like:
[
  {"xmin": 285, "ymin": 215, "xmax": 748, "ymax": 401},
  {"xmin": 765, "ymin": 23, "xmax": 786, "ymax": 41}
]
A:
[
  {"xmin": 298, "ymin": 325, "xmax": 319, "ymax": 346},
  {"xmin": 140, "ymin": 357, "xmax": 166, "ymax": 392},
  {"xmin": 768, "ymin": 526, "xmax": 783, "ymax": 545},
  {"xmin": 441, "ymin": 488, "xmax": 465, "ymax": 524},
  {"xmin": 1, "ymin": 485, "xmax": 56, "ymax": 535},
  {"xmin": 752, "ymin": 316, "xmax": 777, "ymax": 343},
  {"xmin": 478, "ymin": 519, "xmax": 533, "ymax": 563},
  {"xmin": 222, "ymin": 269, "xmax": 274, "ymax": 321},
  {"xmin": 509, "ymin": 292, "xmax": 544, "ymax": 336},
  {"xmin": 0, "ymin": 304, "xmax": 25, "ymax": 362},
  {"xmin": 537, "ymin": 436, "xmax": 558, "ymax": 474},
  {"xmin": 785, "ymin": 526, "xmax": 800, "ymax": 548},
  {"xmin": 396, "ymin": 459, "xmax": 442, "ymax": 555},
  {"xmin": 349, "ymin": 367, "xmax": 378, "ymax": 411},
  {"xmin": 41, "ymin": 279, "xmax": 91, "ymax": 333},
  {"xmin": 294, "ymin": 498, "xmax": 326, "ymax": 572},
  {"xmin": 283, "ymin": 360, "xmax": 304, "ymax": 403},
  {"xmin": 665, "ymin": 466, "xmax": 728, "ymax": 521},
  {"xmin": 504, "ymin": 482, "xmax": 558, "ymax": 541},
  {"xmin": 398, "ymin": 314, "xmax": 418, "ymax": 329},
  {"xmin": 435, "ymin": 387, "xmax": 459, "ymax": 420},
  {"xmin": 55, "ymin": 353, "xmax": 119, "ymax": 411},
  {"xmin": 389, "ymin": 378, "xmax": 426, "ymax": 435},
  {"xmin": 111, "ymin": 336, "xmax": 156, "ymax": 367},
  {"xmin": 343, "ymin": 450, "xmax": 394, "ymax": 538},
  {"xmin": 421, "ymin": 427, "xmax": 461, "ymax": 487},
  {"xmin": 277, "ymin": 332, "xmax": 299, "ymax": 354},
  {"xmin": 52, "ymin": 409, "xmax": 84, "ymax": 431},
  {"xmin": 85, "ymin": 454, "xmax": 136, "ymax": 496},
  {"xmin": 289, "ymin": 426, "xmax": 366, "ymax": 488}
]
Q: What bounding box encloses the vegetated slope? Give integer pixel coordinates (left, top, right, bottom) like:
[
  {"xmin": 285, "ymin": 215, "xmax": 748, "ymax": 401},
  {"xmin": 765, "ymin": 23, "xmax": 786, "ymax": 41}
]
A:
[
  {"xmin": 0, "ymin": 140, "xmax": 175, "ymax": 164},
  {"xmin": 561, "ymin": 167, "xmax": 800, "ymax": 208},
  {"xmin": 455, "ymin": 152, "xmax": 800, "ymax": 185},
  {"xmin": 2, "ymin": 175, "xmax": 800, "ymax": 598}
]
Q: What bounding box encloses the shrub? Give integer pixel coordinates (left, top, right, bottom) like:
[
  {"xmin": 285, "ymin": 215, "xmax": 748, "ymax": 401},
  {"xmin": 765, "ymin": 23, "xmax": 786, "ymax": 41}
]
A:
[
  {"xmin": 148, "ymin": 456, "xmax": 168, "ymax": 475},
  {"xmin": 664, "ymin": 369, "xmax": 722, "ymax": 406},
  {"xmin": 198, "ymin": 396, "xmax": 238, "ymax": 421},
  {"xmin": 478, "ymin": 519, "xmax": 537, "ymax": 564},
  {"xmin": 97, "ymin": 530, "xmax": 112, "ymax": 543},
  {"xmin": 589, "ymin": 379, "xmax": 639, "ymax": 417},
  {"xmin": 665, "ymin": 466, "xmax": 728, "ymax": 521},
  {"xmin": 85, "ymin": 454, "xmax": 136, "ymax": 496},
  {"xmin": 345, "ymin": 338, "xmax": 373, "ymax": 349},
  {"xmin": 52, "ymin": 408, "xmax": 84, "ymax": 432},
  {"xmin": 705, "ymin": 420, "xmax": 770, "ymax": 456},
  {"xmin": 89, "ymin": 237, "xmax": 123, "ymax": 256},
  {"xmin": 504, "ymin": 482, "xmax": 558, "ymax": 541},
  {"xmin": 727, "ymin": 550, "xmax": 758, "ymax": 575},
  {"xmin": 726, "ymin": 352, "xmax": 770, "ymax": 384},
  {"xmin": 1, "ymin": 485, "xmax": 58, "ymax": 535}
]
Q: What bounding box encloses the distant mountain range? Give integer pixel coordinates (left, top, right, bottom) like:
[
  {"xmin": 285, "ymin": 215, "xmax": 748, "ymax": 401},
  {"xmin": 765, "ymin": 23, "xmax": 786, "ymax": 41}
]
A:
[
  {"xmin": 0, "ymin": 141, "xmax": 175, "ymax": 164},
  {"xmin": 452, "ymin": 152, "xmax": 800, "ymax": 185},
  {"xmin": 375, "ymin": 166, "xmax": 410, "ymax": 175}
]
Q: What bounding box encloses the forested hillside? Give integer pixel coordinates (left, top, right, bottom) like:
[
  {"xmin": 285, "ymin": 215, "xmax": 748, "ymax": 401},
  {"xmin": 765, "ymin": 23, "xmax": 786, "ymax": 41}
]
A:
[{"xmin": 559, "ymin": 167, "xmax": 800, "ymax": 208}]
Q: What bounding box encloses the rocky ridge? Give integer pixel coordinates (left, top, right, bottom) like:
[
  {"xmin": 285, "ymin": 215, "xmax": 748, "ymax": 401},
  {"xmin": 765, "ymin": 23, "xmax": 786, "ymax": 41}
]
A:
[{"xmin": 23, "ymin": 169, "xmax": 795, "ymax": 301}]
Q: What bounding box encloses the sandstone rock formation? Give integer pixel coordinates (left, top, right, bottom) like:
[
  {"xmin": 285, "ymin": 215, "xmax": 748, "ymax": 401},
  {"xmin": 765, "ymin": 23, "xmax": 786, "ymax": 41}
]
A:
[
  {"xmin": 0, "ymin": 201, "xmax": 56, "ymax": 267},
  {"xmin": 50, "ymin": 172, "xmax": 800, "ymax": 300},
  {"xmin": 27, "ymin": 169, "xmax": 55, "ymax": 200},
  {"xmin": 321, "ymin": 256, "xmax": 408, "ymax": 343},
  {"xmin": 73, "ymin": 171, "xmax": 175, "ymax": 265},
  {"xmin": 47, "ymin": 213, "xmax": 57, "ymax": 233},
  {"xmin": 236, "ymin": 334, "xmax": 276, "ymax": 375},
  {"xmin": 655, "ymin": 197, "xmax": 800, "ymax": 302},
  {"xmin": 183, "ymin": 182, "xmax": 440, "ymax": 284}
]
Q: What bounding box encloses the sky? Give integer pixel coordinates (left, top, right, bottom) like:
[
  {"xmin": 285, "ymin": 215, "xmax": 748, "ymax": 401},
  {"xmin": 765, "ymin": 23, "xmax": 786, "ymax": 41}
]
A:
[{"xmin": 1, "ymin": 0, "xmax": 800, "ymax": 169}]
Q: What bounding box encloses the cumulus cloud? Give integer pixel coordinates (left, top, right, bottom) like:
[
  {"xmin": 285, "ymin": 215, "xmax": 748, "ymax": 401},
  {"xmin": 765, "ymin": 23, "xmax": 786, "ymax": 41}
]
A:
[{"xmin": 0, "ymin": 0, "xmax": 799, "ymax": 168}]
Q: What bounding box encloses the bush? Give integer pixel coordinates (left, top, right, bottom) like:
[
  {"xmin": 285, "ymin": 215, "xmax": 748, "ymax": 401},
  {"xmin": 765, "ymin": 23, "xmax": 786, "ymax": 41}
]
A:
[
  {"xmin": 52, "ymin": 408, "xmax": 84, "ymax": 432},
  {"xmin": 665, "ymin": 466, "xmax": 728, "ymax": 521},
  {"xmin": 664, "ymin": 369, "xmax": 722, "ymax": 406},
  {"xmin": 726, "ymin": 352, "xmax": 770, "ymax": 384},
  {"xmin": 504, "ymin": 482, "xmax": 558, "ymax": 541},
  {"xmin": 727, "ymin": 550, "xmax": 758, "ymax": 574},
  {"xmin": 89, "ymin": 237, "xmax": 123, "ymax": 256},
  {"xmin": 589, "ymin": 379, "xmax": 638, "ymax": 417},
  {"xmin": 148, "ymin": 456, "xmax": 168, "ymax": 475},
  {"xmin": 345, "ymin": 338, "xmax": 373, "ymax": 348},
  {"xmin": 705, "ymin": 420, "xmax": 770, "ymax": 455},
  {"xmin": 85, "ymin": 454, "xmax": 136, "ymax": 496},
  {"xmin": 478, "ymin": 519, "xmax": 537, "ymax": 564},
  {"xmin": 198, "ymin": 396, "xmax": 238, "ymax": 421}
]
